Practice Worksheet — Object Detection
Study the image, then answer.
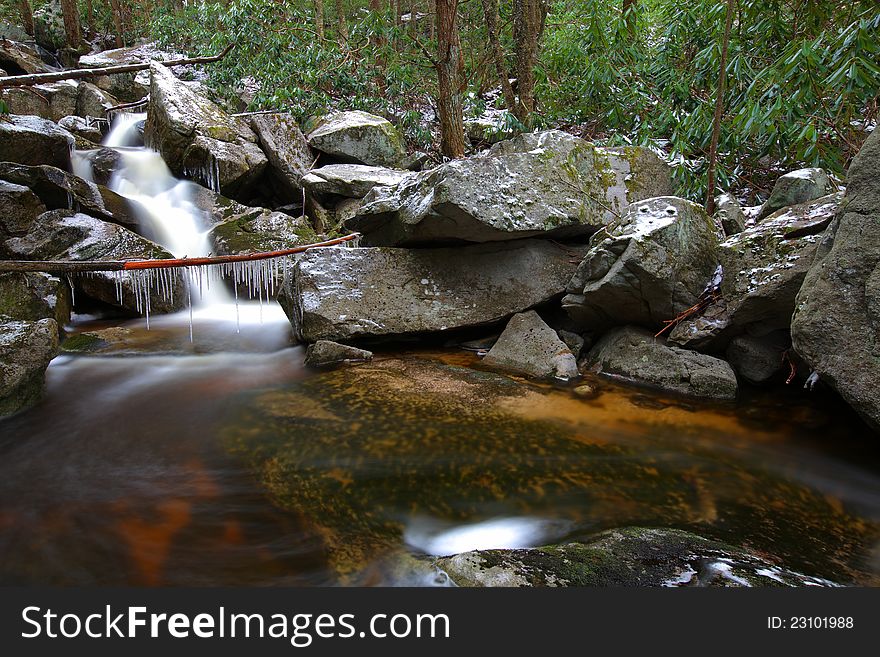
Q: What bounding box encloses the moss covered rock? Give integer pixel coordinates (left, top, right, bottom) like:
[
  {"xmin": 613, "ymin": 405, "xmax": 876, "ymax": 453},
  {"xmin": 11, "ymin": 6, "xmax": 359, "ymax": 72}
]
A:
[{"xmin": 307, "ymin": 110, "xmax": 407, "ymax": 168}]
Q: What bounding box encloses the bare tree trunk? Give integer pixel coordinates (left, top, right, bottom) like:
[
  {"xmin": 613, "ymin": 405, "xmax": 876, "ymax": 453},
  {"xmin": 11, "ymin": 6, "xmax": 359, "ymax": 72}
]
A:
[
  {"xmin": 435, "ymin": 0, "xmax": 466, "ymax": 158},
  {"xmin": 18, "ymin": 0, "xmax": 34, "ymax": 36},
  {"xmin": 704, "ymin": 0, "xmax": 735, "ymax": 215},
  {"xmin": 314, "ymin": 0, "xmax": 325, "ymax": 40},
  {"xmin": 108, "ymin": 0, "xmax": 125, "ymax": 48},
  {"xmin": 512, "ymin": 0, "xmax": 547, "ymax": 124},
  {"xmin": 60, "ymin": 0, "xmax": 82, "ymax": 48},
  {"xmin": 335, "ymin": 0, "xmax": 348, "ymax": 45},
  {"xmin": 481, "ymin": 0, "xmax": 516, "ymax": 113},
  {"xmin": 85, "ymin": 0, "xmax": 95, "ymax": 35}
]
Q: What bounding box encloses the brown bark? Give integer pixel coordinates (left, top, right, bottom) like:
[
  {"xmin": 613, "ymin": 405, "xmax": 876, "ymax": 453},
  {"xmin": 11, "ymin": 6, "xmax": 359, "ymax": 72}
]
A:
[
  {"xmin": 18, "ymin": 0, "xmax": 34, "ymax": 36},
  {"xmin": 60, "ymin": 0, "xmax": 82, "ymax": 48},
  {"xmin": 85, "ymin": 0, "xmax": 95, "ymax": 35},
  {"xmin": 335, "ymin": 0, "xmax": 348, "ymax": 45},
  {"xmin": 512, "ymin": 0, "xmax": 547, "ymax": 124},
  {"xmin": 314, "ymin": 0, "xmax": 325, "ymax": 40},
  {"xmin": 435, "ymin": 0, "xmax": 466, "ymax": 158},
  {"xmin": 480, "ymin": 0, "xmax": 516, "ymax": 113},
  {"xmin": 704, "ymin": 0, "xmax": 736, "ymax": 215},
  {"xmin": 108, "ymin": 0, "xmax": 125, "ymax": 48}
]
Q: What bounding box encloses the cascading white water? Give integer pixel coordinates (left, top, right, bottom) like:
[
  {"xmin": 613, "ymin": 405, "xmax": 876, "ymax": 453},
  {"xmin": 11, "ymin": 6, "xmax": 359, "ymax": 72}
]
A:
[{"xmin": 73, "ymin": 111, "xmax": 290, "ymax": 337}]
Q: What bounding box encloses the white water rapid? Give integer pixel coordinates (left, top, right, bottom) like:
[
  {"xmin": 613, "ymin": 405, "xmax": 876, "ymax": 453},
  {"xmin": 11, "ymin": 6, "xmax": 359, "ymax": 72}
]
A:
[{"xmin": 72, "ymin": 112, "xmax": 290, "ymax": 340}]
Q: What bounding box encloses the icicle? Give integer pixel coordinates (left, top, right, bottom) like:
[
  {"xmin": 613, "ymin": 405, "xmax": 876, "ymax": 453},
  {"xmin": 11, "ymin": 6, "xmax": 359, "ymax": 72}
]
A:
[{"xmin": 66, "ymin": 275, "xmax": 76, "ymax": 307}]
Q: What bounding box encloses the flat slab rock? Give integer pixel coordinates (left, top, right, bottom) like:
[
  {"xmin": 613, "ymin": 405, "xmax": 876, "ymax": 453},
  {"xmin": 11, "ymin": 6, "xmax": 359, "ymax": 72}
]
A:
[
  {"xmin": 585, "ymin": 326, "xmax": 737, "ymax": 400},
  {"xmin": 482, "ymin": 311, "xmax": 579, "ymax": 380},
  {"xmin": 434, "ymin": 527, "xmax": 840, "ymax": 587},
  {"xmin": 301, "ymin": 164, "xmax": 410, "ymax": 199},
  {"xmin": 278, "ymin": 240, "xmax": 587, "ymax": 342}
]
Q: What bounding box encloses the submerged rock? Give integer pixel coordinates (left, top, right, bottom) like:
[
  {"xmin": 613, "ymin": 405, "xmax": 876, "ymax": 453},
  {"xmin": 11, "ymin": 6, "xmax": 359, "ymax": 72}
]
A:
[
  {"xmin": 249, "ymin": 113, "xmax": 314, "ymax": 199},
  {"xmin": 482, "ymin": 311, "xmax": 579, "ymax": 380},
  {"xmin": 759, "ymin": 168, "xmax": 833, "ymax": 220},
  {"xmin": 304, "ymin": 340, "xmax": 373, "ymax": 367},
  {"xmin": 348, "ymin": 130, "xmax": 673, "ymax": 246},
  {"xmin": 792, "ymin": 129, "xmax": 880, "ymax": 429},
  {"xmin": 307, "ymin": 110, "xmax": 407, "ymax": 168},
  {"xmin": 0, "ymin": 115, "xmax": 74, "ymax": 170},
  {"xmin": 563, "ymin": 197, "xmax": 720, "ymax": 332},
  {"xmin": 435, "ymin": 527, "xmax": 840, "ymax": 587},
  {"xmin": 278, "ymin": 240, "xmax": 586, "ymax": 342},
  {"xmin": 4, "ymin": 210, "xmax": 185, "ymax": 314},
  {"xmin": 669, "ymin": 192, "xmax": 841, "ymax": 350},
  {"xmin": 145, "ymin": 62, "xmax": 267, "ymax": 199},
  {"xmin": 585, "ymin": 326, "xmax": 737, "ymax": 400},
  {"xmin": 301, "ymin": 164, "xmax": 410, "ymax": 199},
  {"xmin": 0, "ymin": 318, "xmax": 58, "ymax": 418}
]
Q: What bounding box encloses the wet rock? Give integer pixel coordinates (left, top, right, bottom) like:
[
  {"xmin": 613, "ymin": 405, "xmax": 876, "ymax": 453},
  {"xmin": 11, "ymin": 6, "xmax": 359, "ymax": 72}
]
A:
[
  {"xmin": 435, "ymin": 527, "xmax": 839, "ymax": 587},
  {"xmin": 0, "ymin": 115, "xmax": 74, "ymax": 170},
  {"xmin": 563, "ymin": 197, "xmax": 720, "ymax": 332},
  {"xmin": 0, "ymin": 180, "xmax": 47, "ymax": 240},
  {"xmin": 58, "ymin": 115, "xmax": 103, "ymax": 142},
  {"xmin": 558, "ymin": 329, "xmax": 586, "ymax": 359},
  {"xmin": 0, "ymin": 318, "xmax": 58, "ymax": 418},
  {"xmin": 349, "ymin": 130, "xmax": 673, "ymax": 246},
  {"xmin": 145, "ymin": 62, "xmax": 267, "ymax": 199},
  {"xmin": 715, "ymin": 193, "xmax": 746, "ymax": 236},
  {"xmin": 585, "ymin": 326, "xmax": 737, "ymax": 400},
  {"xmin": 483, "ymin": 311, "xmax": 579, "ymax": 380},
  {"xmin": 307, "ymin": 110, "xmax": 407, "ymax": 168},
  {"xmin": 669, "ymin": 193, "xmax": 841, "ymax": 350},
  {"xmin": 758, "ymin": 168, "xmax": 833, "ymax": 220},
  {"xmin": 0, "ymin": 40, "xmax": 55, "ymax": 75},
  {"xmin": 208, "ymin": 206, "xmax": 317, "ymax": 255},
  {"xmin": 0, "ymin": 162, "xmax": 142, "ymax": 234},
  {"xmin": 301, "ymin": 164, "xmax": 410, "ymax": 199},
  {"xmin": 304, "ymin": 340, "xmax": 373, "ymax": 367},
  {"xmin": 33, "ymin": 0, "xmax": 66, "ymax": 51},
  {"xmin": 4, "ymin": 209, "xmax": 185, "ymax": 314},
  {"xmin": 2, "ymin": 79, "xmax": 78, "ymax": 121},
  {"xmin": 792, "ymin": 128, "xmax": 880, "ymax": 429},
  {"xmin": 75, "ymin": 81, "xmax": 117, "ymax": 119},
  {"xmin": 725, "ymin": 332, "xmax": 789, "ymax": 385},
  {"xmin": 0, "ymin": 271, "xmax": 71, "ymax": 327},
  {"xmin": 248, "ymin": 113, "xmax": 314, "ymax": 200},
  {"xmin": 278, "ymin": 239, "xmax": 587, "ymax": 342}
]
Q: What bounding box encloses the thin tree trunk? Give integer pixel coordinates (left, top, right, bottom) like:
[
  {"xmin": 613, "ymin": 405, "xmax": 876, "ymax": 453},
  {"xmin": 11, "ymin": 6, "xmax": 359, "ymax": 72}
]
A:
[
  {"xmin": 18, "ymin": 0, "xmax": 34, "ymax": 36},
  {"xmin": 512, "ymin": 0, "xmax": 547, "ymax": 124},
  {"xmin": 435, "ymin": 0, "xmax": 466, "ymax": 158},
  {"xmin": 704, "ymin": 0, "xmax": 735, "ymax": 216},
  {"xmin": 314, "ymin": 0, "xmax": 325, "ymax": 40},
  {"xmin": 60, "ymin": 0, "xmax": 82, "ymax": 48},
  {"xmin": 335, "ymin": 0, "xmax": 348, "ymax": 45},
  {"xmin": 108, "ymin": 0, "xmax": 125, "ymax": 48},
  {"xmin": 481, "ymin": 0, "xmax": 516, "ymax": 113}
]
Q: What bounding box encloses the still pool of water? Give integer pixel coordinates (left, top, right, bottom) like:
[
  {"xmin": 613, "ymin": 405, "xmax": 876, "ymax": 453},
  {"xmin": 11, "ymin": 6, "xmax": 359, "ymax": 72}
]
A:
[{"xmin": 1, "ymin": 309, "xmax": 879, "ymax": 586}]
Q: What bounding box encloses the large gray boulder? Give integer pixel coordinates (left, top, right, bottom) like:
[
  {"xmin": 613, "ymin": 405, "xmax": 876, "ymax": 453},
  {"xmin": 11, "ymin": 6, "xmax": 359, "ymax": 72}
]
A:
[
  {"xmin": 307, "ymin": 110, "xmax": 407, "ymax": 167},
  {"xmin": 348, "ymin": 130, "xmax": 674, "ymax": 246},
  {"xmin": 0, "ymin": 40, "xmax": 55, "ymax": 75},
  {"xmin": 0, "ymin": 271, "xmax": 71, "ymax": 327},
  {"xmin": 145, "ymin": 62, "xmax": 267, "ymax": 198},
  {"xmin": 301, "ymin": 164, "xmax": 410, "ymax": 199},
  {"xmin": 78, "ymin": 43, "xmax": 185, "ymax": 102},
  {"xmin": 670, "ymin": 192, "xmax": 841, "ymax": 350},
  {"xmin": 726, "ymin": 332, "xmax": 788, "ymax": 385},
  {"xmin": 279, "ymin": 239, "xmax": 587, "ymax": 342},
  {"xmin": 2, "ymin": 80, "xmax": 79, "ymax": 122},
  {"xmin": 4, "ymin": 209, "xmax": 185, "ymax": 315},
  {"xmin": 0, "ymin": 180, "xmax": 47, "ymax": 240},
  {"xmin": 207, "ymin": 206, "xmax": 318, "ymax": 255},
  {"xmin": 585, "ymin": 326, "xmax": 737, "ymax": 400},
  {"xmin": 249, "ymin": 113, "xmax": 314, "ymax": 200},
  {"xmin": 76, "ymin": 82, "xmax": 118, "ymax": 119},
  {"xmin": 482, "ymin": 311, "xmax": 579, "ymax": 380},
  {"xmin": 0, "ymin": 115, "xmax": 74, "ymax": 170},
  {"xmin": 791, "ymin": 129, "xmax": 880, "ymax": 429},
  {"xmin": 435, "ymin": 527, "xmax": 838, "ymax": 587},
  {"xmin": 563, "ymin": 197, "xmax": 720, "ymax": 332},
  {"xmin": 715, "ymin": 193, "xmax": 746, "ymax": 236},
  {"xmin": 0, "ymin": 318, "xmax": 58, "ymax": 417},
  {"xmin": 758, "ymin": 168, "xmax": 833, "ymax": 220},
  {"xmin": 0, "ymin": 162, "xmax": 143, "ymax": 237}
]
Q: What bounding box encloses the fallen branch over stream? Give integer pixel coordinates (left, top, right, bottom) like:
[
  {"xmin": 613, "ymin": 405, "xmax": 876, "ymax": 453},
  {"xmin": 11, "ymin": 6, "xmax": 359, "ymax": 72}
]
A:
[
  {"xmin": 0, "ymin": 44, "xmax": 235, "ymax": 89},
  {"xmin": 0, "ymin": 233, "xmax": 360, "ymax": 273}
]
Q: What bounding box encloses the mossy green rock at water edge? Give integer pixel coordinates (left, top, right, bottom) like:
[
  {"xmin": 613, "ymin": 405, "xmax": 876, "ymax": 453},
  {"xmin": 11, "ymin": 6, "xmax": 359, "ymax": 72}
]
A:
[
  {"xmin": 0, "ymin": 318, "xmax": 58, "ymax": 418},
  {"xmin": 792, "ymin": 128, "xmax": 880, "ymax": 430},
  {"xmin": 145, "ymin": 62, "xmax": 267, "ymax": 199},
  {"xmin": 220, "ymin": 356, "xmax": 875, "ymax": 582},
  {"xmin": 563, "ymin": 197, "xmax": 720, "ymax": 332},
  {"xmin": 670, "ymin": 192, "xmax": 841, "ymax": 350},
  {"xmin": 0, "ymin": 272, "xmax": 71, "ymax": 328},
  {"xmin": 435, "ymin": 528, "xmax": 840, "ymax": 587},
  {"xmin": 208, "ymin": 208, "xmax": 318, "ymax": 255},
  {"xmin": 347, "ymin": 130, "xmax": 673, "ymax": 246},
  {"xmin": 307, "ymin": 110, "xmax": 407, "ymax": 168}
]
